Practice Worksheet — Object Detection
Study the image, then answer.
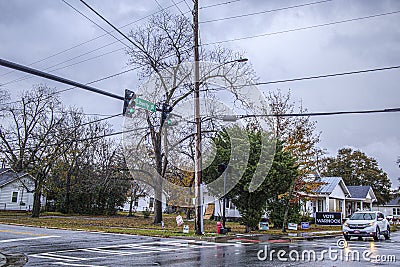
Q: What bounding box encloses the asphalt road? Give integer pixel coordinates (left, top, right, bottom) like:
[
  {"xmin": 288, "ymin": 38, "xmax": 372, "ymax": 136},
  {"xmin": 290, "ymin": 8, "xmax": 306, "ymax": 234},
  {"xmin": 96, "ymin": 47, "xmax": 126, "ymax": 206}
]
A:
[{"xmin": 0, "ymin": 224, "xmax": 399, "ymax": 266}]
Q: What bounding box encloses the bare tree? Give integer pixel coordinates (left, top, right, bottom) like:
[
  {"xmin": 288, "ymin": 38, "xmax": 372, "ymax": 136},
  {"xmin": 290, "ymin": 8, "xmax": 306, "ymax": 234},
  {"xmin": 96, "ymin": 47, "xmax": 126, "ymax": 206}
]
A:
[
  {"xmin": 0, "ymin": 85, "xmax": 65, "ymax": 217},
  {"xmin": 50, "ymin": 108, "xmax": 112, "ymax": 213},
  {"xmin": 124, "ymin": 11, "xmax": 259, "ymax": 224}
]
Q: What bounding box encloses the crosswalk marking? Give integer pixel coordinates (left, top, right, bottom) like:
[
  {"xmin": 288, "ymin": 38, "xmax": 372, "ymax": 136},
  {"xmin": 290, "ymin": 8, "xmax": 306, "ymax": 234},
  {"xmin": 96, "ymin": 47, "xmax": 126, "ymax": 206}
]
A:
[
  {"xmin": 29, "ymin": 239, "xmax": 238, "ymax": 265},
  {"xmin": 0, "ymin": 235, "xmax": 60, "ymax": 243}
]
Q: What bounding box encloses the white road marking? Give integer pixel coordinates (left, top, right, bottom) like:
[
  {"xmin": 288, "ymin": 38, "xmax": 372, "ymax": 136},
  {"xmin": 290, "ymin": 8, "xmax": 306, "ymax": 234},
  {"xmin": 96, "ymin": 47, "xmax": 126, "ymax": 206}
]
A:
[
  {"xmin": 52, "ymin": 262, "xmax": 107, "ymax": 267},
  {"xmin": 0, "ymin": 235, "xmax": 60, "ymax": 243},
  {"xmin": 30, "ymin": 239, "xmax": 238, "ymax": 265}
]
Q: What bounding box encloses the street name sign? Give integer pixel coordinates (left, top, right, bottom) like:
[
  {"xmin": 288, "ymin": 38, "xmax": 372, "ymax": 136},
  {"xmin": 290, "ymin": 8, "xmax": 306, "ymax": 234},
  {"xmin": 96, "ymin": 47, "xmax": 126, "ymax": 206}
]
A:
[{"xmin": 135, "ymin": 97, "xmax": 156, "ymax": 112}]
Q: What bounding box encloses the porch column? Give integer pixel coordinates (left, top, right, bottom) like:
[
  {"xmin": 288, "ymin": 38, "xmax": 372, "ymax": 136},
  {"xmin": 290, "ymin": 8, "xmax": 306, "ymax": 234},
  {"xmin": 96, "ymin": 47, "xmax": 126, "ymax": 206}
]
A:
[
  {"xmin": 342, "ymin": 199, "xmax": 346, "ymax": 218},
  {"xmin": 360, "ymin": 201, "xmax": 363, "ymax": 211},
  {"xmin": 325, "ymin": 196, "xmax": 330, "ymax": 212}
]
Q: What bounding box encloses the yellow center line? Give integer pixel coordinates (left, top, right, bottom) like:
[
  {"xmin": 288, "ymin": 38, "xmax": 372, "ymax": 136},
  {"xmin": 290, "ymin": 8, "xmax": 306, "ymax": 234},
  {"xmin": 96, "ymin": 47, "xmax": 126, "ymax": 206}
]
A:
[{"xmin": 0, "ymin": 229, "xmax": 47, "ymax": 236}]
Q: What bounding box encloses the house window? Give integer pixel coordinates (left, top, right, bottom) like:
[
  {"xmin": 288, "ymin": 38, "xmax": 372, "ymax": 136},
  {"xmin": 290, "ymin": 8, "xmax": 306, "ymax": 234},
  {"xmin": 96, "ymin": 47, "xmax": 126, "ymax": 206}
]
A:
[
  {"xmin": 394, "ymin": 208, "xmax": 400, "ymax": 216},
  {"xmin": 149, "ymin": 197, "xmax": 154, "ymax": 208},
  {"xmin": 11, "ymin": 192, "xmax": 18, "ymax": 203},
  {"xmin": 317, "ymin": 200, "xmax": 324, "ymax": 212},
  {"xmin": 134, "ymin": 199, "xmax": 139, "ymax": 207}
]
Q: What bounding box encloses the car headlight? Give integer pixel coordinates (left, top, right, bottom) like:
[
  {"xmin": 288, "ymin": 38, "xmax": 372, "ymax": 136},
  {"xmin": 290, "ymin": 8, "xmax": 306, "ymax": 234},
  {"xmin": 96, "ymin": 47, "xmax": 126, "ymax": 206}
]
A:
[{"xmin": 369, "ymin": 221, "xmax": 374, "ymax": 226}]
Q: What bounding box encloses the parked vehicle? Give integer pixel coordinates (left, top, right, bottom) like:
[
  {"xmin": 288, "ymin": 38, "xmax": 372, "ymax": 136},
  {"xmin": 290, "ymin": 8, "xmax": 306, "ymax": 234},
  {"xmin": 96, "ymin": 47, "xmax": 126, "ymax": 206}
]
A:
[{"xmin": 342, "ymin": 211, "xmax": 390, "ymax": 241}]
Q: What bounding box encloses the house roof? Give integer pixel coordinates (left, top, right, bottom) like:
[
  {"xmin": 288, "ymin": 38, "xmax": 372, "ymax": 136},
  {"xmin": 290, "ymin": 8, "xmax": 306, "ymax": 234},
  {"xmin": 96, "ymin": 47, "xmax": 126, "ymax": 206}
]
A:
[
  {"xmin": 314, "ymin": 177, "xmax": 350, "ymax": 195},
  {"xmin": 0, "ymin": 168, "xmax": 34, "ymax": 188},
  {"xmin": 385, "ymin": 196, "xmax": 400, "ymax": 206},
  {"xmin": 0, "ymin": 168, "xmax": 19, "ymax": 187},
  {"xmin": 347, "ymin": 186, "xmax": 372, "ymax": 199}
]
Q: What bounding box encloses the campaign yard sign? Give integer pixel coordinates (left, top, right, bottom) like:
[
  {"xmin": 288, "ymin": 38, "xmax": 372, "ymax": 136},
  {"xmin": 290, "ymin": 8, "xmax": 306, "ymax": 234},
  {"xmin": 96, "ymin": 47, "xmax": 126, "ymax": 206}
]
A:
[
  {"xmin": 315, "ymin": 212, "xmax": 342, "ymax": 226},
  {"xmin": 301, "ymin": 222, "xmax": 310, "ymax": 229},
  {"xmin": 176, "ymin": 215, "xmax": 184, "ymax": 226},
  {"xmin": 288, "ymin": 223, "xmax": 298, "ymax": 230}
]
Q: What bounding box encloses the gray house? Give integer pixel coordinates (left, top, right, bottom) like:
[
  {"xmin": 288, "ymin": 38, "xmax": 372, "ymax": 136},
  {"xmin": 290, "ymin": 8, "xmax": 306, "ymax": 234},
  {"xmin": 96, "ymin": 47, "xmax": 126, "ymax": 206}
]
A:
[
  {"xmin": 373, "ymin": 196, "xmax": 400, "ymax": 219},
  {"xmin": 0, "ymin": 168, "xmax": 44, "ymax": 211},
  {"xmin": 346, "ymin": 186, "xmax": 377, "ymax": 215}
]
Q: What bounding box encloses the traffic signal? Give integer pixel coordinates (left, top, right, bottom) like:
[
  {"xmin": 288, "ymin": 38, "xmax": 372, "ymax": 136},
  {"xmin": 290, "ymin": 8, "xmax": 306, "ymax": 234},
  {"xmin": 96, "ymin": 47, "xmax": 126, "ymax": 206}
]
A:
[
  {"xmin": 218, "ymin": 163, "xmax": 227, "ymax": 173},
  {"xmin": 123, "ymin": 89, "xmax": 136, "ymax": 117},
  {"xmin": 161, "ymin": 103, "xmax": 173, "ymax": 123}
]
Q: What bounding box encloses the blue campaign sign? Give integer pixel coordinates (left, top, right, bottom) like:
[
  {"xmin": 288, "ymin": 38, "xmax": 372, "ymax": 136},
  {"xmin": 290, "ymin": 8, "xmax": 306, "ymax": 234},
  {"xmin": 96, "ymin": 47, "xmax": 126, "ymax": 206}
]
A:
[
  {"xmin": 301, "ymin": 222, "xmax": 310, "ymax": 229},
  {"xmin": 259, "ymin": 222, "xmax": 269, "ymax": 230}
]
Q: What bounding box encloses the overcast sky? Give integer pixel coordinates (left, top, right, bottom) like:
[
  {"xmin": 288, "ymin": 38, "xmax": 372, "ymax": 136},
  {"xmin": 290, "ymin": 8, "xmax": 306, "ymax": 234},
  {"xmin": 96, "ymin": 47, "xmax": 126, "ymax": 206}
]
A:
[{"xmin": 1, "ymin": 0, "xmax": 399, "ymax": 188}]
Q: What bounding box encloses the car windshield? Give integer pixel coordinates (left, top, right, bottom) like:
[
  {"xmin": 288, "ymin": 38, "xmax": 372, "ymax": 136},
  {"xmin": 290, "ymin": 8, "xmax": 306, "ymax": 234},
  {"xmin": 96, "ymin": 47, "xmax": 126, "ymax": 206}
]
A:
[{"xmin": 350, "ymin": 213, "xmax": 376, "ymax": 220}]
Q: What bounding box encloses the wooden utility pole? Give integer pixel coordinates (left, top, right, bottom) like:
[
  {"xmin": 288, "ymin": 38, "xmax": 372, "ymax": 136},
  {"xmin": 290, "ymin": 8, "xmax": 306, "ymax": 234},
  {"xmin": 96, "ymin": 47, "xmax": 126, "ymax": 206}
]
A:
[{"xmin": 193, "ymin": 0, "xmax": 203, "ymax": 235}]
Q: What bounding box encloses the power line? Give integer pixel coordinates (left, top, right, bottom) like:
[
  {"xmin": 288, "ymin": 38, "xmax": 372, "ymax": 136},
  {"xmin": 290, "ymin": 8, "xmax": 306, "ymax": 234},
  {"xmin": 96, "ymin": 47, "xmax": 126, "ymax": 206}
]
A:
[
  {"xmin": 2, "ymin": 113, "xmax": 122, "ymax": 144},
  {"xmin": 0, "ymin": 0, "xmax": 239, "ymax": 81},
  {"xmin": 0, "ymin": 0, "xmax": 240, "ymax": 87},
  {"xmin": 202, "ymin": 10, "xmax": 400, "ymax": 45},
  {"xmin": 0, "ymin": 1, "xmax": 186, "ymax": 79},
  {"xmin": 1, "ymin": 47, "xmax": 125, "ymax": 87},
  {"xmin": 62, "ymin": 0, "xmax": 131, "ymax": 49},
  {"xmin": 1, "ymin": 66, "xmax": 138, "ymax": 106},
  {"xmin": 79, "ymin": 0, "xmax": 152, "ymax": 59},
  {"xmin": 171, "ymin": 0, "xmax": 187, "ymax": 18},
  {"xmin": 254, "ymin": 64, "xmax": 400, "ymax": 85},
  {"xmin": 154, "ymin": 0, "xmax": 164, "ymax": 10},
  {"xmin": 200, "ymin": 0, "xmax": 332, "ymax": 24},
  {"xmin": 0, "ymin": 58, "xmax": 124, "ymax": 101},
  {"xmin": 0, "ymin": 124, "xmax": 155, "ymax": 153},
  {"xmin": 199, "ymin": 0, "xmax": 241, "ymax": 10},
  {"xmin": 220, "ymin": 107, "xmax": 400, "ymax": 120},
  {"xmin": 198, "ymin": 63, "xmax": 400, "ymax": 93}
]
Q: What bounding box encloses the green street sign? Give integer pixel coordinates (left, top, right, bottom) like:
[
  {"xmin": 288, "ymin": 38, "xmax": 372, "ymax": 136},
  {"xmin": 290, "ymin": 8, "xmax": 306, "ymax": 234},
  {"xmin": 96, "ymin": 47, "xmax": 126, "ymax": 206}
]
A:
[{"xmin": 135, "ymin": 97, "xmax": 156, "ymax": 112}]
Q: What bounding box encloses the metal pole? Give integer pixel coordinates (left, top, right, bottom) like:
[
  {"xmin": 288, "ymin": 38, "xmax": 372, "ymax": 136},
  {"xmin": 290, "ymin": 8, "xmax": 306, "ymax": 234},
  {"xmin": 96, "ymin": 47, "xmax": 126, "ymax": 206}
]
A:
[
  {"xmin": 0, "ymin": 58, "xmax": 124, "ymax": 101},
  {"xmin": 223, "ymin": 170, "xmax": 226, "ymax": 228},
  {"xmin": 193, "ymin": 0, "xmax": 203, "ymax": 235}
]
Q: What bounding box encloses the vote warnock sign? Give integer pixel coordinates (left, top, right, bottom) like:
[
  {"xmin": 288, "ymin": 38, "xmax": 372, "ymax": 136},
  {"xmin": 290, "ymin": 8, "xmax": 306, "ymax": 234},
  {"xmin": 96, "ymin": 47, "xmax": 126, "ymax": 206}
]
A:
[{"xmin": 315, "ymin": 212, "xmax": 342, "ymax": 226}]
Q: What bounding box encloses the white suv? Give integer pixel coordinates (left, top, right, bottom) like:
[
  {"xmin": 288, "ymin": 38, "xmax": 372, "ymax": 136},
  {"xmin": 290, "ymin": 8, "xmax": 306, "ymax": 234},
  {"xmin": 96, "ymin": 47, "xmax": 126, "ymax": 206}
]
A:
[{"xmin": 342, "ymin": 211, "xmax": 390, "ymax": 241}]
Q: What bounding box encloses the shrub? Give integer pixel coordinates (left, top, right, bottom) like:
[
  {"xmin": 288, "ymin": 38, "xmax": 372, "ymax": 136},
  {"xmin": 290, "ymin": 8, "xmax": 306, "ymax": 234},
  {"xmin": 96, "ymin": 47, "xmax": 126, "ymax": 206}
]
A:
[{"xmin": 142, "ymin": 208, "xmax": 150, "ymax": 218}]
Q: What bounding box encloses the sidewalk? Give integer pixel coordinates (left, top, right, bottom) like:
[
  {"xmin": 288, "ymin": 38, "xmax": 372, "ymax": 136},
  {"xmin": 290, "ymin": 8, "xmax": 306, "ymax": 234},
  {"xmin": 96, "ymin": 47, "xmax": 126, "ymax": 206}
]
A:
[
  {"xmin": 0, "ymin": 253, "xmax": 6, "ymax": 266},
  {"xmin": 0, "ymin": 252, "xmax": 27, "ymax": 267},
  {"xmin": 174, "ymin": 230, "xmax": 343, "ymax": 243}
]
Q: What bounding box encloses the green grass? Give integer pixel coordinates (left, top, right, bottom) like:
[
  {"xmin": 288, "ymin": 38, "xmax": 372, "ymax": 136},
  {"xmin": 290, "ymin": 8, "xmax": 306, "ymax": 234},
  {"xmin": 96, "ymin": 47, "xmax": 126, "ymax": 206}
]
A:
[{"xmin": 0, "ymin": 211, "xmax": 341, "ymax": 237}]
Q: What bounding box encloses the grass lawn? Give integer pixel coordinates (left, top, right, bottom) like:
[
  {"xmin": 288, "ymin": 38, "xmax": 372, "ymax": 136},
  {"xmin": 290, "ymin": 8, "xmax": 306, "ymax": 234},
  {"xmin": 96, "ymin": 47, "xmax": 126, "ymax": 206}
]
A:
[{"xmin": 0, "ymin": 211, "xmax": 342, "ymax": 237}]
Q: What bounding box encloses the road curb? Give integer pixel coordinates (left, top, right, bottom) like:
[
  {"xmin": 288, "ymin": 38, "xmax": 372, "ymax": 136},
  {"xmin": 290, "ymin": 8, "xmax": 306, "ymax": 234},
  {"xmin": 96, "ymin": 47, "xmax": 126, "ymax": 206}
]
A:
[
  {"xmin": 0, "ymin": 221, "xmax": 343, "ymax": 243},
  {"xmin": 0, "ymin": 253, "xmax": 6, "ymax": 267},
  {"xmin": 0, "ymin": 252, "xmax": 28, "ymax": 267}
]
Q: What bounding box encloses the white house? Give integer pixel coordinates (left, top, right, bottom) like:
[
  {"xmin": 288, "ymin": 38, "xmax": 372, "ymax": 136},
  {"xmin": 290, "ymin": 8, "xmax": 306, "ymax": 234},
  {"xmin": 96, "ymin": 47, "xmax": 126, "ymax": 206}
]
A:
[
  {"xmin": 373, "ymin": 196, "xmax": 400, "ymax": 219},
  {"xmin": 346, "ymin": 186, "xmax": 377, "ymax": 215},
  {"xmin": 120, "ymin": 193, "xmax": 167, "ymax": 213},
  {"xmin": 0, "ymin": 168, "xmax": 45, "ymax": 211},
  {"xmin": 302, "ymin": 177, "xmax": 350, "ymax": 218}
]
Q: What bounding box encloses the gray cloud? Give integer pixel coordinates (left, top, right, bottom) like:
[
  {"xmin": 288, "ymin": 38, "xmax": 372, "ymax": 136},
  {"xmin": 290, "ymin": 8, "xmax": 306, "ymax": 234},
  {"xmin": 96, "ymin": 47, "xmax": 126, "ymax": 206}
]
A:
[{"xmin": 1, "ymin": 0, "xmax": 399, "ymax": 187}]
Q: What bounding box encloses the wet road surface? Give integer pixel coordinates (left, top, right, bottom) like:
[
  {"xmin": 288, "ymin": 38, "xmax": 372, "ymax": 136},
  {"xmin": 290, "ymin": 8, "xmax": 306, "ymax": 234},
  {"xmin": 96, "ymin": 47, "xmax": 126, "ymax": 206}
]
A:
[{"xmin": 0, "ymin": 224, "xmax": 399, "ymax": 266}]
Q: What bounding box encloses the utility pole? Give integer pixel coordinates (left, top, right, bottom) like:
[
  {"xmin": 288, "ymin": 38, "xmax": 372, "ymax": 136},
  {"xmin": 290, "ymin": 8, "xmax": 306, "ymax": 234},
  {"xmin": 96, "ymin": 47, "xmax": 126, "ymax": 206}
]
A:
[{"xmin": 193, "ymin": 0, "xmax": 203, "ymax": 235}]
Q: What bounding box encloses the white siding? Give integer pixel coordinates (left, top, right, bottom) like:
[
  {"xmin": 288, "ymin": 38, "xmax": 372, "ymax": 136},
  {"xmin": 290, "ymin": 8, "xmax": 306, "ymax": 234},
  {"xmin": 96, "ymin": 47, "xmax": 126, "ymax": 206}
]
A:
[
  {"xmin": 0, "ymin": 182, "xmax": 33, "ymax": 211},
  {"xmin": 329, "ymin": 183, "xmax": 346, "ymax": 199},
  {"xmin": 213, "ymin": 199, "xmax": 241, "ymax": 218},
  {"xmin": 0, "ymin": 176, "xmax": 45, "ymax": 211},
  {"xmin": 121, "ymin": 194, "xmax": 167, "ymax": 212}
]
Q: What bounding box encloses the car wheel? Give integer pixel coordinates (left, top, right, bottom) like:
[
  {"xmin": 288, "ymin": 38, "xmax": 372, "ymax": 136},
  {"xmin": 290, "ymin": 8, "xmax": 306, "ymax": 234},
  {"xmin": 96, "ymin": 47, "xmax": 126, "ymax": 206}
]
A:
[
  {"xmin": 344, "ymin": 235, "xmax": 350, "ymax": 241},
  {"xmin": 373, "ymin": 227, "xmax": 380, "ymax": 241},
  {"xmin": 384, "ymin": 226, "xmax": 390, "ymax": 240}
]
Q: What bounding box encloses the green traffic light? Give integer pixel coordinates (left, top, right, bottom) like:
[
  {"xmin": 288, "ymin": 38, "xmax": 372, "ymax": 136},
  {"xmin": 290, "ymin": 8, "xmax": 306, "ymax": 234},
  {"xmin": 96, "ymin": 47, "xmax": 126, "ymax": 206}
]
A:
[{"xmin": 129, "ymin": 108, "xmax": 135, "ymax": 113}]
